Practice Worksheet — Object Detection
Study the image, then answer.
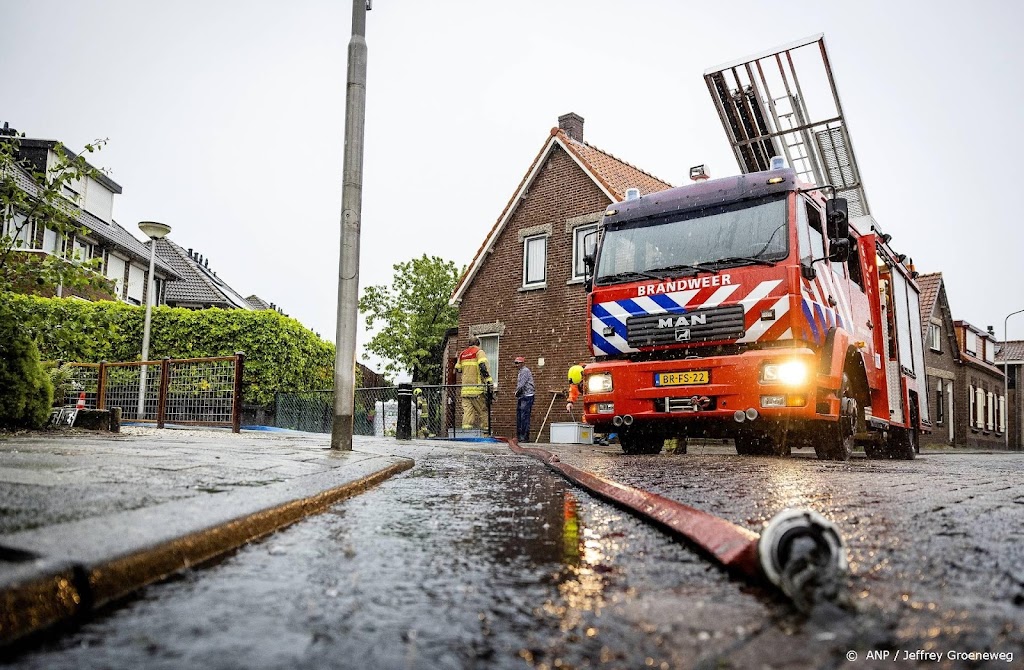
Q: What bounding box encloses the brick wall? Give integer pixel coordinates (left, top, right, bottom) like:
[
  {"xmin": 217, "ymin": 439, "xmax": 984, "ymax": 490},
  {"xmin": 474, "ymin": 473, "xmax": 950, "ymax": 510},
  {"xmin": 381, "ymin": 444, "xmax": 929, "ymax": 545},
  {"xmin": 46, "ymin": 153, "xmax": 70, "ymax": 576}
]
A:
[
  {"xmin": 920, "ymin": 293, "xmax": 958, "ymax": 447},
  {"xmin": 456, "ymin": 146, "xmax": 611, "ymax": 440}
]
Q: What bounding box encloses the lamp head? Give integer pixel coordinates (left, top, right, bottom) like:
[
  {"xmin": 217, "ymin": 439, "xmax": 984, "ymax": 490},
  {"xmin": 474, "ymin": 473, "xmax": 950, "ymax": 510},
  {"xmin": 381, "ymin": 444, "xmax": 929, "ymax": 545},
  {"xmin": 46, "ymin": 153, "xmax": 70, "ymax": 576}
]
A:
[{"xmin": 138, "ymin": 221, "xmax": 172, "ymax": 240}]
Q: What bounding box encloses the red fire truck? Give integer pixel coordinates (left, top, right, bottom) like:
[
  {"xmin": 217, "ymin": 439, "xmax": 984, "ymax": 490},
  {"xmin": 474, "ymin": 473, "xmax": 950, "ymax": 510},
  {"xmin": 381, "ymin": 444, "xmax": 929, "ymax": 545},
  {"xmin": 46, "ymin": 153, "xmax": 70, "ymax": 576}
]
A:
[{"xmin": 578, "ymin": 35, "xmax": 928, "ymax": 459}]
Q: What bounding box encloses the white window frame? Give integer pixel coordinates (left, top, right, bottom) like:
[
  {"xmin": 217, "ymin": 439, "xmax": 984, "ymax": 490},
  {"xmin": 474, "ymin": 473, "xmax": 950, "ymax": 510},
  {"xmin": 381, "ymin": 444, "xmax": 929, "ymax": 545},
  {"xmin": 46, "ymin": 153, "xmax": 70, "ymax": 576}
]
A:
[
  {"xmin": 478, "ymin": 333, "xmax": 499, "ymax": 388},
  {"xmin": 523, "ymin": 234, "xmax": 547, "ymax": 288},
  {"xmin": 571, "ymin": 224, "xmax": 599, "ymax": 281},
  {"xmin": 127, "ymin": 263, "xmax": 145, "ymax": 305},
  {"xmin": 71, "ymin": 237, "xmax": 93, "ymax": 263},
  {"xmin": 987, "ymin": 391, "xmax": 994, "ymax": 430},
  {"xmin": 4, "ymin": 213, "xmax": 33, "ymax": 249},
  {"xmin": 106, "ymin": 253, "xmax": 127, "ymax": 299},
  {"xmin": 965, "ymin": 330, "xmax": 977, "ymax": 355},
  {"xmin": 42, "ymin": 227, "xmax": 60, "ymax": 254},
  {"xmin": 929, "ymin": 324, "xmax": 941, "ymax": 352},
  {"xmin": 969, "ymin": 384, "xmax": 976, "ymax": 428},
  {"xmin": 975, "ymin": 386, "xmax": 984, "ymax": 428},
  {"xmin": 984, "ymin": 339, "xmax": 995, "ymax": 364}
]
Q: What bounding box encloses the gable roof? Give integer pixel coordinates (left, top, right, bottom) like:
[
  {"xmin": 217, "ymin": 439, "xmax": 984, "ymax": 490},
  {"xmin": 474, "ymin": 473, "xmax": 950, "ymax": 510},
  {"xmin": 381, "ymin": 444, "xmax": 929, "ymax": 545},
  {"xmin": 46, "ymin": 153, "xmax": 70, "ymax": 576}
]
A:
[
  {"xmin": 246, "ymin": 294, "xmax": 272, "ymax": 310},
  {"xmin": 997, "ymin": 340, "xmax": 1024, "ymax": 364},
  {"xmin": 450, "ymin": 126, "xmax": 672, "ymax": 305},
  {"xmin": 916, "ymin": 272, "xmax": 942, "ymax": 337},
  {"xmin": 154, "ymin": 238, "xmax": 252, "ymax": 309}
]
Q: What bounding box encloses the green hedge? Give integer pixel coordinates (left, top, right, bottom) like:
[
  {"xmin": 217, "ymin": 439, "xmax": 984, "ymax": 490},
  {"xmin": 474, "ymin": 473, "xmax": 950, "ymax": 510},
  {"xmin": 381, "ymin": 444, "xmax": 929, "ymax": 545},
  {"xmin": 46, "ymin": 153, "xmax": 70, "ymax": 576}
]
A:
[{"xmin": 0, "ymin": 293, "xmax": 335, "ymax": 406}]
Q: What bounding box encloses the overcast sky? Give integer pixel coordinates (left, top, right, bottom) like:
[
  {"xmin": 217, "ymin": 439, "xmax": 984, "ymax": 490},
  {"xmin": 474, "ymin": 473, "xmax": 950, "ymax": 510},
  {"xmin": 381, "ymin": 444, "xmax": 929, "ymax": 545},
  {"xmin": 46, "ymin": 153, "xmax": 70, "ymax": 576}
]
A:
[{"xmin": 6, "ymin": 0, "xmax": 1024, "ymax": 373}]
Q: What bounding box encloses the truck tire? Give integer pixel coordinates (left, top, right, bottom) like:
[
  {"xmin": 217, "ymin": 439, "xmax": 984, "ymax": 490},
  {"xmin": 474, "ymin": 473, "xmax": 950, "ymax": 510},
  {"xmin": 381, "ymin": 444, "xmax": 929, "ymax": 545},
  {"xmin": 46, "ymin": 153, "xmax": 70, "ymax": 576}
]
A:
[
  {"xmin": 619, "ymin": 426, "xmax": 664, "ymax": 455},
  {"xmin": 814, "ymin": 373, "xmax": 856, "ymax": 461},
  {"xmin": 887, "ymin": 399, "xmax": 918, "ymax": 460}
]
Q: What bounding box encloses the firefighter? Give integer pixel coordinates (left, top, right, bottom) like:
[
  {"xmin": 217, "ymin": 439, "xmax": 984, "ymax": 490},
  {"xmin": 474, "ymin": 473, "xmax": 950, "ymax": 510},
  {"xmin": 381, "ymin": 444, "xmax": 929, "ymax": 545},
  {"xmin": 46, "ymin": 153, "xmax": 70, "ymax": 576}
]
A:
[
  {"xmin": 455, "ymin": 336, "xmax": 493, "ymax": 431},
  {"xmin": 566, "ymin": 364, "xmax": 585, "ymax": 417},
  {"xmin": 567, "ymin": 363, "xmax": 612, "ymax": 445}
]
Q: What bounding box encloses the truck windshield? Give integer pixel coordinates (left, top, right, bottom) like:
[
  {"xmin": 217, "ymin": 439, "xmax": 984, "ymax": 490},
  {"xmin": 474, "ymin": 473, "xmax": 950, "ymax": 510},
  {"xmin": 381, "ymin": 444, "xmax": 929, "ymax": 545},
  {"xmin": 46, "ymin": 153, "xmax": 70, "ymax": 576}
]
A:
[{"xmin": 595, "ymin": 195, "xmax": 789, "ymax": 285}]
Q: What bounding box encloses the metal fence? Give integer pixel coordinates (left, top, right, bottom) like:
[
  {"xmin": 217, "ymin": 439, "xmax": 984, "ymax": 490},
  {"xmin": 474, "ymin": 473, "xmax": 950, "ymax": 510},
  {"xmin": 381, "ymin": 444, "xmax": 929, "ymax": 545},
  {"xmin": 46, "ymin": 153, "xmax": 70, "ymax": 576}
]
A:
[
  {"xmin": 52, "ymin": 354, "xmax": 245, "ymax": 432},
  {"xmin": 274, "ymin": 385, "xmax": 492, "ymax": 437}
]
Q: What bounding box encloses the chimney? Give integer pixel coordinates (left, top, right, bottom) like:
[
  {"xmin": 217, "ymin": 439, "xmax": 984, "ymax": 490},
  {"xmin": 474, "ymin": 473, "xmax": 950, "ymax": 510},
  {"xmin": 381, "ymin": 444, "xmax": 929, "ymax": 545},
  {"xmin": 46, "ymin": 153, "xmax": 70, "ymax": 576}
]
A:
[
  {"xmin": 187, "ymin": 248, "xmax": 193, "ymax": 257},
  {"xmin": 204, "ymin": 258, "xmax": 209, "ymax": 268},
  {"xmin": 558, "ymin": 112, "xmax": 584, "ymax": 142},
  {"xmin": 988, "ymin": 326, "xmax": 995, "ymax": 336}
]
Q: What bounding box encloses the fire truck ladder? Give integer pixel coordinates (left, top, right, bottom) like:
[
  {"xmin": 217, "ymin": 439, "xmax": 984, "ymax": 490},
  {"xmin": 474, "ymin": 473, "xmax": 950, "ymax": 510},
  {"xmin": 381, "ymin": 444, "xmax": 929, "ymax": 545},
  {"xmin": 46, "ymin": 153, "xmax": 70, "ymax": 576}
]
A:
[{"xmin": 704, "ymin": 33, "xmax": 871, "ymax": 218}]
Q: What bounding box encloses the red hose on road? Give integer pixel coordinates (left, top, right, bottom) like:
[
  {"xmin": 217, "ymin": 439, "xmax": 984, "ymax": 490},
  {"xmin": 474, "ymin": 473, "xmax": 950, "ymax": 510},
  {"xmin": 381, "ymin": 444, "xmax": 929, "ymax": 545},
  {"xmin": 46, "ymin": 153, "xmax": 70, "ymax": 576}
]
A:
[
  {"xmin": 501, "ymin": 437, "xmax": 849, "ymax": 611},
  {"xmin": 504, "ymin": 438, "xmax": 762, "ymax": 579}
]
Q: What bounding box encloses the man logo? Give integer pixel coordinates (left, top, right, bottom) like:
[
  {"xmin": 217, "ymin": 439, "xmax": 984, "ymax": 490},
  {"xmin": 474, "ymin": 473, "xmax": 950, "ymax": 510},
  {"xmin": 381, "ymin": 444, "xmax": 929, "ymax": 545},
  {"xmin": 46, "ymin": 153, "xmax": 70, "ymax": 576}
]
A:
[
  {"xmin": 675, "ymin": 329, "xmax": 691, "ymax": 342},
  {"xmin": 658, "ymin": 313, "xmax": 707, "ymax": 328}
]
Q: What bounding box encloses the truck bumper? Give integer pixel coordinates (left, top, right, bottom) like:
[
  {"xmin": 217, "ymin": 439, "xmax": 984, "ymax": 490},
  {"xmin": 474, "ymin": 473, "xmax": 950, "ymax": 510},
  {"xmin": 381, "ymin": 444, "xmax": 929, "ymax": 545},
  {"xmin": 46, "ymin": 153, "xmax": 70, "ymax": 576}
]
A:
[{"xmin": 582, "ymin": 348, "xmax": 837, "ymax": 435}]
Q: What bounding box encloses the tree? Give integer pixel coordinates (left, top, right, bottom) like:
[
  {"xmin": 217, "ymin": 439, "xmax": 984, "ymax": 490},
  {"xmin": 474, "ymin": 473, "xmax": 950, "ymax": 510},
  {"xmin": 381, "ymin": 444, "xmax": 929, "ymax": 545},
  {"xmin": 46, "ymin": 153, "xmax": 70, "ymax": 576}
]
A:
[
  {"xmin": 359, "ymin": 255, "xmax": 462, "ymax": 384},
  {"xmin": 0, "ymin": 132, "xmax": 110, "ymax": 295}
]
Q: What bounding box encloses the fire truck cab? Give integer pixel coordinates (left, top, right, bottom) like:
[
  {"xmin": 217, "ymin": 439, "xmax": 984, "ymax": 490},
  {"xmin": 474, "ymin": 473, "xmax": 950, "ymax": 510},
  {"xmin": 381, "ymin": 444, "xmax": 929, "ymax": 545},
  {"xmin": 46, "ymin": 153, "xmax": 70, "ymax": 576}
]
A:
[{"xmin": 580, "ymin": 166, "xmax": 928, "ymax": 459}]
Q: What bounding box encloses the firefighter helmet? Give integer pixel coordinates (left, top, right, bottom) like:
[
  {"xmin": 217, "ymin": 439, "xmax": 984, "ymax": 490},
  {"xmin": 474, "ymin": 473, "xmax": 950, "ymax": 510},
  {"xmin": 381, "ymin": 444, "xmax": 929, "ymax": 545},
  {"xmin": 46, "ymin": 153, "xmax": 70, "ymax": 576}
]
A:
[
  {"xmin": 413, "ymin": 387, "xmax": 422, "ymax": 396},
  {"xmin": 568, "ymin": 365, "xmax": 585, "ymax": 385}
]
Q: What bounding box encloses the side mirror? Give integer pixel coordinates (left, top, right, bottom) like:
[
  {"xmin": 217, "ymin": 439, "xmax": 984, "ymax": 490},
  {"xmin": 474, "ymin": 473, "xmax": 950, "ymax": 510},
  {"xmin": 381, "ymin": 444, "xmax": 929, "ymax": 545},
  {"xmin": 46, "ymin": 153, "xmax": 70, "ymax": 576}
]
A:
[
  {"xmin": 828, "ymin": 238, "xmax": 850, "ymax": 263},
  {"xmin": 826, "ymin": 197, "xmax": 849, "ymax": 240}
]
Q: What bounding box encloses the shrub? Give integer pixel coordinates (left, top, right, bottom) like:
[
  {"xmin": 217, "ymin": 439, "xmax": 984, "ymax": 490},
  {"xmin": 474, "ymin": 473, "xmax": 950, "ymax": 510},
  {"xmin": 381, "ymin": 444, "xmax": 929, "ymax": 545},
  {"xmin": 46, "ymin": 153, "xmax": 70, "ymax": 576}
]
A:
[{"xmin": 0, "ymin": 297, "xmax": 54, "ymax": 428}]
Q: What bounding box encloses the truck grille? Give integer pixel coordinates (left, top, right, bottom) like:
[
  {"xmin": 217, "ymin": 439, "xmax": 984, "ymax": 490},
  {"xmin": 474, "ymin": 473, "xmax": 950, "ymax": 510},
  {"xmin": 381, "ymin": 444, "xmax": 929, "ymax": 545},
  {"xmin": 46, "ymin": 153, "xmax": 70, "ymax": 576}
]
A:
[{"xmin": 627, "ymin": 304, "xmax": 745, "ymax": 348}]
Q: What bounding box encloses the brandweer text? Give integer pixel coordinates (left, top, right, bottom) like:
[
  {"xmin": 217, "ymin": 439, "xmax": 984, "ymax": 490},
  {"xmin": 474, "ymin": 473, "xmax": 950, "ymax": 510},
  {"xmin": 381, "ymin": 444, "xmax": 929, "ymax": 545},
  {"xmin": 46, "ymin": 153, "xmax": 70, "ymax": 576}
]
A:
[{"xmin": 637, "ymin": 274, "xmax": 732, "ymax": 297}]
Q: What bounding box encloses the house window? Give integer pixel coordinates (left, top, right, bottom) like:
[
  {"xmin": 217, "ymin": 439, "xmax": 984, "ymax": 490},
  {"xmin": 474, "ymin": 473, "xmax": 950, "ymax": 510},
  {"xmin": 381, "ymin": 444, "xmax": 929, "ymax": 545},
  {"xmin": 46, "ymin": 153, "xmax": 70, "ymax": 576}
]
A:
[
  {"xmin": 974, "ymin": 386, "xmax": 984, "ymax": 429},
  {"xmin": 478, "ymin": 334, "xmax": 499, "ymax": 387},
  {"xmin": 70, "ymin": 237, "xmax": 92, "ymax": 263},
  {"xmin": 106, "ymin": 254, "xmax": 127, "ymax": 299},
  {"xmin": 983, "ymin": 339, "xmax": 995, "ymax": 364},
  {"xmin": 4, "ymin": 213, "xmax": 33, "ymax": 249},
  {"xmin": 571, "ymin": 224, "xmax": 599, "ymax": 281},
  {"xmin": 934, "ymin": 378, "xmax": 944, "ymax": 424},
  {"xmin": 969, "ymin": 384, "xmax": 975, "ymax": 428},
  {"xmin": 42, "ymin": 227, "xmax": 61, "ymax": 254},
  {"xmin": 986, "ymin": 391, "xmax": 994, "ymax": 430},
  {"xmin": 929, "ymin": 324, "xmax": 941, "ymax": 352},
  {"xmin": 965, "ymin": 330, "xmax": 977, "ymax": 355},
  {"xmin": 127, "ymin": 263, "xmax": 145, "ymax": 305},
  {"xmin": 523, "ymin": 234, "xmax": 547, "ymax": 287}
]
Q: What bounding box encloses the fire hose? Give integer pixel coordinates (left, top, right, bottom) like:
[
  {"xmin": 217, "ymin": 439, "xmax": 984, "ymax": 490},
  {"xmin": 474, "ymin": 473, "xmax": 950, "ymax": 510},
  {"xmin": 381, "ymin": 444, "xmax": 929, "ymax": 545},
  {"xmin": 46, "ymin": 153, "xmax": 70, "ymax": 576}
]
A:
[{"xmin": 504, "ymin": 438, "xmax": 848, "ymax": 613}]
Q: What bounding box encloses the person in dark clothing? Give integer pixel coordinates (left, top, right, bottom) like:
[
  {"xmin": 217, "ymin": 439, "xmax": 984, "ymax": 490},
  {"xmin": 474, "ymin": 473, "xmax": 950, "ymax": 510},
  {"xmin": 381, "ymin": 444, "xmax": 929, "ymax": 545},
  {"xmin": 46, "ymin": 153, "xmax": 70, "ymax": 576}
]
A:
[{"xmin": 513, "ymin": 356, "xmax": 535, "ymax": 442}]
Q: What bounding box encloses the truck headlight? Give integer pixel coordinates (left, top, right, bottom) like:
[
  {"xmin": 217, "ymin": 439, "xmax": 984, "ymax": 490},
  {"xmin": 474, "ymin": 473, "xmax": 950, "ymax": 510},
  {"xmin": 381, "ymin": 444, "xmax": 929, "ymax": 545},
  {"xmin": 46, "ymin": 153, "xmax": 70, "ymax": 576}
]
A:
[
  {"xmin": 761, "ymin": 360, "xmax": 808, "ymax": 386},
  {"xmin": 586, "ymin": 373, "xmax": 613, "ymax": 393}
]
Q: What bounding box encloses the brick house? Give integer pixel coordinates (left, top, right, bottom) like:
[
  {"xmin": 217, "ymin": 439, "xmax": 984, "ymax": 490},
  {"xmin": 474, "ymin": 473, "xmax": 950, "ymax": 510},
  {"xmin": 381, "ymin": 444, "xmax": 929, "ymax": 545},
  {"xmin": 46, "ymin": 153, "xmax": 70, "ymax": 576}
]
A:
[
  {"xmin": 952, "ymin": 320, "xmax": 1005, "ymax": 448},
  {"xmin": 449, "ymin": 113, "xmax": 672, "ymax": 440},
  {"xmin": 1, "ymin": 125, "xmax": 180, "ymax": 304},
  {"xmin": 996, "ymin": 340, "xmax": 1024, "ymax": 450},
  {"xmin": 917, "ymin": 273, "xmax": 960, "ymax": 446}
]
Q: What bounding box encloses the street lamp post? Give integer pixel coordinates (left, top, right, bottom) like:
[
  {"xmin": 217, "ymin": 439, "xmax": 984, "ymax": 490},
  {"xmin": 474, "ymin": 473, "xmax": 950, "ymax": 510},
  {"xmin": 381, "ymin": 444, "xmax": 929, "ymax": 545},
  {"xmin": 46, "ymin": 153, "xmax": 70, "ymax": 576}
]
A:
[
  {"xmin": 1003, "ymin": 308, "xmax": 1024, "ymax": 449},
  {"xmin": 137, "ymin": 221, "xmax": 172, "ymax": 421},
  {"xmin": 331, "ymin": 0, "xmax": 370, "ymax": 450}
]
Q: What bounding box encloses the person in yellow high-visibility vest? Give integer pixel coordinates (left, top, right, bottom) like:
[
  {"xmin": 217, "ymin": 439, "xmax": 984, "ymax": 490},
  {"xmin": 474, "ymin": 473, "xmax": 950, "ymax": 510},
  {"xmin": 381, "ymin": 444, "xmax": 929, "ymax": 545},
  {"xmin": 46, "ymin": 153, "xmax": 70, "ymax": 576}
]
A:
[{"xmin": 455, "ymin": 336, "xmax": 493, "ymax": 430}]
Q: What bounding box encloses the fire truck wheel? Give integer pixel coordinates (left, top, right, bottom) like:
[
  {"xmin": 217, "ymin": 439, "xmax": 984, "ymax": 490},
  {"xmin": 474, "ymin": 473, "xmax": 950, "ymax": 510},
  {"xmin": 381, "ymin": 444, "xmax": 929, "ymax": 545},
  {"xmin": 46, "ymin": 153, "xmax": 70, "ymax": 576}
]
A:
[
  {"xmin": 814, "ymin": 373, "xmax": 855, "ymax": 461},
  {"xmin": 619, "ymin": 427, "xmax": 665, "ymax": 455}
]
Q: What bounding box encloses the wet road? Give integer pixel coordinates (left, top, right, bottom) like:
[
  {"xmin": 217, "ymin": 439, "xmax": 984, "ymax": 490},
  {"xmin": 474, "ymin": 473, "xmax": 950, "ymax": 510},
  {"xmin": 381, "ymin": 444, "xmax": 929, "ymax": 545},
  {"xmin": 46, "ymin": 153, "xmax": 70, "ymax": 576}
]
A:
[{"xmin": 5, "ymin": 441, "xmax": 1023, "ymax": 669}]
